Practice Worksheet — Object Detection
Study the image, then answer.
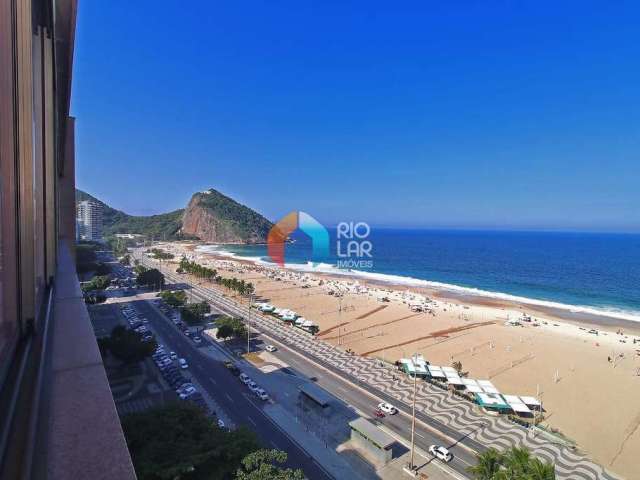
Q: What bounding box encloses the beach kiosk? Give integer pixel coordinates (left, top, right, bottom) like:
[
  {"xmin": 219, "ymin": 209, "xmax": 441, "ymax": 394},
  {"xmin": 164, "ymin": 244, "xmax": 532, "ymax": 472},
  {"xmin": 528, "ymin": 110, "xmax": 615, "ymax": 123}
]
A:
[
  {"xmin": 461, "ymin": 378, "xmax": 484, "ymax": 394},
  {"xmin": 411, "ymin": 354, "xmax": 429, "ymax": 378},
  {"xmin": 427, "ymin": 365, "xmax": 446, "ymax": 381},
  {"xmin": 475, "ymin": 393, "xmax": 511, "ymax": 413},
  {"xmin": 348, "ymin": 418, "xmax": 395, "ymax": 465},
  {"xmin": 503, "ymin": 395, "xmax": 533, "ymax": 416},
  {"xmin": 445, "ymin": 374, "xmax": 465, "ymax": 389},
  {"xmin": 399, "ymin": 358, "xmax": 417, "ymax": 377}
]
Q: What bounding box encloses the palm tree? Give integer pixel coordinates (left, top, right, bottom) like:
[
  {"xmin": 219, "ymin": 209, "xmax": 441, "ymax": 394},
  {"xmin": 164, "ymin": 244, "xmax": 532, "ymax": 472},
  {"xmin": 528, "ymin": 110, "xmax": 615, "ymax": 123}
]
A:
[
  {"xmin": 468, "ymin": 446, "xmax": 555, "ymax": 480},
  {"xmin": 467, "ymin": 448, "xmax": 503, "ymax": 479},
  {"xmin": 527, "ymin": 458, "xmax": 555, "ymax": 480},
  {"xmin": 501, "ymin": 446, "xmax": 531, "ymax": 477}
]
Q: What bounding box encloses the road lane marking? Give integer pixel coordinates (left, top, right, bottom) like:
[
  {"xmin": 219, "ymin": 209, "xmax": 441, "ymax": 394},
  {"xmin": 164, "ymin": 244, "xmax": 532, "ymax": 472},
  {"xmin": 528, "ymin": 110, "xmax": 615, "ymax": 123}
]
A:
[
  {"xmin": 247, "ymin": 417, "xmax": 257, "ymax": 426},
  {"xmin": 209, "ymin": 377, "xmax": 217, "ymax": 385},
  {"xmin": 225, "ymin": 394, "xmax": 233, "ymax": 402}
]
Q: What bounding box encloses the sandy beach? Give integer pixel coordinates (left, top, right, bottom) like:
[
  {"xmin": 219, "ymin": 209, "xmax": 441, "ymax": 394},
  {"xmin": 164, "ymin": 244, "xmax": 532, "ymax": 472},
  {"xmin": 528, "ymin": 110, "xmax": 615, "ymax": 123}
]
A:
[{"xmin": 152, "ymin": 241, "xmax": 640, "ymax": 478}]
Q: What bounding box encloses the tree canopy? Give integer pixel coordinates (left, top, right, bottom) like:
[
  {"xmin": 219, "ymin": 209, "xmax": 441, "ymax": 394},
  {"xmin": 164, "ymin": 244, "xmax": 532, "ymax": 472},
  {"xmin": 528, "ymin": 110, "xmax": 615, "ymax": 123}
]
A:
[
  {"xmin": 137, "ymin": 268, "xmax": 165, "ymax": 290},
  {"xmin": 181, "ymin": 301, "xmax": 211, "ymax": 325},
  {"xmin": 149, "ymin": 248, "xmax": 175, "ymax": 260},
  {"xmin": 122, "ymin": 403, "xmax": 303, "ymax": 480},
  {"xmin": 468, "ymin": 446, "xmax": 555, "ymax": 480},
  {"xmin": 179, "ymin": 257, "xmax": 255, "ymax": 298},
  {"xmin": 216, "ymin": 316, "xmax": 247, "ymax": 340},
  {"xmin": 104, "ymin": 325, "xmax": 157, "ymax": 365},
  {"xmin": 81, "ymin": 274, "xmax": 112, "ymax": 292},
  {"xmin": 158, "ymin": 290, "xmax": 188, "ymax": 307},
  {"xmin": 235, "ymin": 450, "xmax": 304, "ymax": 480}
]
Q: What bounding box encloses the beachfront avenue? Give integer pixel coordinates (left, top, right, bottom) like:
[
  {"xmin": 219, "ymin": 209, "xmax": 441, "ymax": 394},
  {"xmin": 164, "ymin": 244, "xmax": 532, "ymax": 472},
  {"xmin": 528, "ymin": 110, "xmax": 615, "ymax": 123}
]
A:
[{"xmin": 134, "ymin": 248, "xmax": 618, "ymax": 480}]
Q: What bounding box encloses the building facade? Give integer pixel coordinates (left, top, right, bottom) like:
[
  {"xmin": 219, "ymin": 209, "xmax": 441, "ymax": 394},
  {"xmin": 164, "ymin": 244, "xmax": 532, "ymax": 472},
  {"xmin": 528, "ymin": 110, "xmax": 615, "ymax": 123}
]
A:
[
  {"xmin": 76, "ymin": 200, "xmax": 103, "ymax": 241},
  {"xmin": 0, "ymin": 1, "xmax": 135, "ymax": 478}
]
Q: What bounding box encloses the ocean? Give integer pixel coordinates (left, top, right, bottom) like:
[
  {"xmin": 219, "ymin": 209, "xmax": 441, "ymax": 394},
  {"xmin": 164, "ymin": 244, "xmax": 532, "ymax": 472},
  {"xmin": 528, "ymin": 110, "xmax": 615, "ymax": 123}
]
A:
[{"xmin": 196, "ymin": 229, "xmax": 640, "ymax": 323}]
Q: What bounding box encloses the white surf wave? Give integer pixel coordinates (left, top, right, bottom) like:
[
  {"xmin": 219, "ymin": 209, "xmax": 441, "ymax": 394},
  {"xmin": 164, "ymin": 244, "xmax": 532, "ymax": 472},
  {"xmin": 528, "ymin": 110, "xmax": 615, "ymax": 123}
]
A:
[{"xmin": 195, "ymin": 244, "xmax": 640, "ymax": 324}]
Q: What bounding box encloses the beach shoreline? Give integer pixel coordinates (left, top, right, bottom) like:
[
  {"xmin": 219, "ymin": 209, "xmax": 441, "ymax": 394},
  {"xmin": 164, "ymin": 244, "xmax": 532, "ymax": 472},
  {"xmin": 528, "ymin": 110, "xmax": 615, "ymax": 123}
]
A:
[{"xmin": 190, "ymin": 241, "xmax": 640, "ymax": 333}]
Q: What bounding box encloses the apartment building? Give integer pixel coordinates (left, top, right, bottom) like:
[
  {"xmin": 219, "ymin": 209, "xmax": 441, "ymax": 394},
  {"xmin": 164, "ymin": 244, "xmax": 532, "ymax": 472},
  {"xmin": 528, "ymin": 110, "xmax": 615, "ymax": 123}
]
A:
[
  {"xmin": 76, "ymin": 200, "xmax": 103, "ymax": 241},
  {"xmin": 0, "ymin": 1, "xmax": 136, "ymax": 478}
]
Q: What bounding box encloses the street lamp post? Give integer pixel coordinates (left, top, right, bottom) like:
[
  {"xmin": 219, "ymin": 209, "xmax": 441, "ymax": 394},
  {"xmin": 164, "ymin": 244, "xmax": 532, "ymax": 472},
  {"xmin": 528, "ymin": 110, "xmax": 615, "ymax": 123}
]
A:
[
  {"xmin": 338, "ymin": 296, "xmax": 343, "ymax": 346},
  {"xmin": 409, "ymin": 362, "xmax": 417, "ymax": 472},
  {"xmin": 247, "ymin": 293, "xmax": 253, "ymax": 354}
]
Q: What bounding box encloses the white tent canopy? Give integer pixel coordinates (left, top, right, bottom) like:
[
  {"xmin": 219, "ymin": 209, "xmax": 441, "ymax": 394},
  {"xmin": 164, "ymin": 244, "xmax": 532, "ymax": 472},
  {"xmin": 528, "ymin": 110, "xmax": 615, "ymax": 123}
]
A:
[
  {"xmin": 520, "ymin": 396, "xmax": 542, "ymax": 407},
  {"xmin": 502, "ymin": 395, "xmax": 532, "ymax": 414},
  {"xmin": 427, "ymin": 366, "xmax": 446, "ymax": 378},
  {"xmin": 465, "ymin": 385, "xmax": 484, "ymax": 393},
  {"xmin": 477, "ymin": 379, "xmax": 500, "ymax": 394}
]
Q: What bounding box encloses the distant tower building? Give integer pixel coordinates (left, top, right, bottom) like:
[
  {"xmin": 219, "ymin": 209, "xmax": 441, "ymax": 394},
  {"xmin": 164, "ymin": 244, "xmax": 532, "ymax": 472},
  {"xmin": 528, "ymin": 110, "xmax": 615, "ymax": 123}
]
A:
[{"xmin": 76, "ymin": 200, "xmax": 103, "ymax": 241}]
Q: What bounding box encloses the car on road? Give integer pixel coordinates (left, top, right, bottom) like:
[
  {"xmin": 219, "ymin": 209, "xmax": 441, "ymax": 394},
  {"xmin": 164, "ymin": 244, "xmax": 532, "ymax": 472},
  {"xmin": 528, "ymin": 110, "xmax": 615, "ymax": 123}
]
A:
[
  {"xmin": 247, "ymin": 381, "xmax": 259, "ymax": 393},
  {"xmin": 428, "ymin": 445, "xmax": 453, "ymax": 463},
  {"xmin": 178, "ymin": 358, "xmax": 189, "ymax": 369},
  {"xmin": 176, "ymin": 384, "xmax": 195, "ymax": 395},
  {"xmin": 179, "ymin": 389, "xmax": 198, "ymax": 400},
  {"xmin": 377, "ymin": 402, "xmax": 397, "ymax": 415},
  {"xmin": 224, "ymin": 361, "xmax": 241, "ymax": 376},
  {"xmin": 169, "ymin": 351, "xmax": 178, "ymax": 360},
  {"xmin": 239, "ymin": 373, "xmax": 251, "ymax": 384},
  {"xmin": 265, "ymin": 345, "xmax": 277, "ymax": 352},
  {"xmin": 255, "ymin": 388, "xmax": 269, "ymax": 401}
]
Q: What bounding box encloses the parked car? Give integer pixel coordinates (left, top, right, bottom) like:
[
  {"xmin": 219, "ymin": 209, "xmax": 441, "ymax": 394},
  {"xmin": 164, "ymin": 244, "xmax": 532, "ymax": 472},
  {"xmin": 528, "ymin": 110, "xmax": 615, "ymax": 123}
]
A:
[
  {"xmin": 255, "ymin": 388, "xmax": 269, "ymax": 401},
  {"xmin": 179, "ymin": 388, "xmax": 197, "ymax": 400},
  {"xmin": 176, "ymin": 383, "xmax": 195, "ymax": 394},
  {"xmin": 428, "ymin": 445, "xmax": 453, "ymax": 463},
  {"xmin": 192, "ymin": 336, "xmax": 202, "ymax": 344},
  {"xmin": 377, "ymin": 402, "xmax": 397, "ymax": 415},
  {"xmin": 247, "ymin": 381, "xmax": 259, "ymax": 393},
  {"xmin": 265, "ymin": 345, "xmax": 277, "ymax": 352},
  {"xmin": 170, "ymin": 351, "xmax": 178, "ymax": 360},
  {"xmin": 239, "ymin": 373, "xmax": 251, "ymax": 384},
  {"xmin": 178, "ymin": 358, "xmax": 189, "ymax": 369},
  {"xmin": 224, "ymin": 361, "xmax": 240, "ymax": 376}
]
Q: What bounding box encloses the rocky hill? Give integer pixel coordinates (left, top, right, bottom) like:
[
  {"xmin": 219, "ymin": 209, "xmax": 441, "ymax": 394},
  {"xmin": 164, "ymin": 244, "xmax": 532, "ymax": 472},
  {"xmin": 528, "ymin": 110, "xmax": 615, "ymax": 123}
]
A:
[
  {"xmin": 75, "ymin": 188, "xmax": 272, "ymax": 243},
  {"xmin": 181, "ymin": 189, "xmax": 273, "ymax": 243}
]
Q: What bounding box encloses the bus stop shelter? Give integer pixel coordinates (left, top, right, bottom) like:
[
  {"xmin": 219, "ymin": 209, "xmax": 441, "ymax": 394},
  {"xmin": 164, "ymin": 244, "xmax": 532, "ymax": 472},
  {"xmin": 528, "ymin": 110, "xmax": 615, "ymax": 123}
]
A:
[{"xmin": 349, "ymin": 418, "xmax": 395, "ymax": 464}]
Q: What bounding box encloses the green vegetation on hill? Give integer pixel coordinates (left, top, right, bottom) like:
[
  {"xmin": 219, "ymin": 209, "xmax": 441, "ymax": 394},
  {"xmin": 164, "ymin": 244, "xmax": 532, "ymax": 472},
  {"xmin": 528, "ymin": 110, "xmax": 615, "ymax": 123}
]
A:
[
  {"xmin": 187, "ymin": 189, "xmax": 273, "ymax": 242},
  {"xmin": 76, "ymin": 188, "xmax": 273, "ymax": 243},
  {"xmin": 76, "ymin": 189, "xmax": 185, "ymax": 240}
]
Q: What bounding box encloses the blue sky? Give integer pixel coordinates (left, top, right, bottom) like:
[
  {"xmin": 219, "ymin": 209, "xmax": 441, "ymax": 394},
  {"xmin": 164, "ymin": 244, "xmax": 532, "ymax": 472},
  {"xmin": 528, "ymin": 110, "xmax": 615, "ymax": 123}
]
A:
[{"xmin": 72, "ymin": 1, "xmax": 640, "ymax": 232}]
